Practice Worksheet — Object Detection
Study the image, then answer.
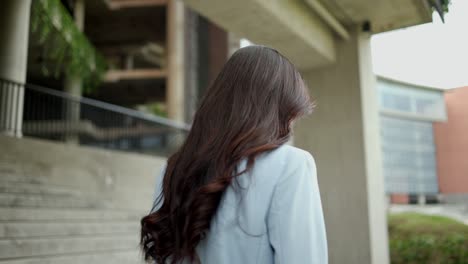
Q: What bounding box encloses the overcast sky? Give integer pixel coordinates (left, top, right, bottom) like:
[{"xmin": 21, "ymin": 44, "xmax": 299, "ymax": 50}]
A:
[{"xmin": 371, "ymin": 0, "xmax": 468, "ymax": 89}]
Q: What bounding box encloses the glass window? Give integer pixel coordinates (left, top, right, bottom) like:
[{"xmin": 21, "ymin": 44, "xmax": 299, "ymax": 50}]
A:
[
  {"xmin": 378, "ymin": 79, "xmax": 446, "ymax": 121},
  {"xmin": 380, "ymin": 116, "xmax": 438, "ymax": 194}
]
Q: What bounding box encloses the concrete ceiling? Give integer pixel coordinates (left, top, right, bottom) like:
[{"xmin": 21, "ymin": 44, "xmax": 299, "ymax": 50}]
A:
[
  {"xmin": 183, "ymin": 0, "xmax": 433, "ymax": 70},
  {"xmin": 183, "ymin": 0, "xmax": 336, "ymax": 70},
  {"xmin": 318, "ymin": 0, "xmax": 432, "ymax": 33},
  {"xmin": 84, "ymin": 1, "xmax": 166, "ymax": 47}
]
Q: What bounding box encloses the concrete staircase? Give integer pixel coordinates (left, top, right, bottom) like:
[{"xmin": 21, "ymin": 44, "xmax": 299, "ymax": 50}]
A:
[
  {"xmin": 0, "ymin": 169, "xmax": 145, "ymax": 263},
  {"xmin": 0, "ymin": 135, "xmax": 164, "ymax": 263}
]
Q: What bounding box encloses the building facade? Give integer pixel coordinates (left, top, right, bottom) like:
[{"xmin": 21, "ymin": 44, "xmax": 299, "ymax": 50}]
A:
[
  {"xmin": 378, "ymin": 77, "xmax": 468, "ymax": 206},
  {"xmin": 377, "ymin": 76, "xmax": 446, "ymax": 204},
  {"xmin": 1, "ymin": 0, "xmax": 439, "ymax": 263}
]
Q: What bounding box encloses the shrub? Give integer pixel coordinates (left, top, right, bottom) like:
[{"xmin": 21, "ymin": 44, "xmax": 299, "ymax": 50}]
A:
[{"xmin": 389, "ymin": 213, "xmax": 468, "ymax": 264}]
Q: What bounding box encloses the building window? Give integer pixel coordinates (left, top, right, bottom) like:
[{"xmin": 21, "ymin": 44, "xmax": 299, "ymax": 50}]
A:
[{"xmin": 380, "ymin": 116, "xmax": 438, "ymax": 194}]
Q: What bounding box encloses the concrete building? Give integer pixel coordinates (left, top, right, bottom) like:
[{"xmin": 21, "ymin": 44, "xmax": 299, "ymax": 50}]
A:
[
  {"xmin": 379, "ymin": 78, "xmax": 468, "ymax": 206},
  {"xmin": 377, "ymin": 76, "xmax": 447, "ymax": 204},
  {"xmin": 181, "ymin": 2, "xmax": 435, "ymax": 264},
  {"xmin": 0, "ymin": 0, "xmax": 442, "ymax": 263},
  {"xmin": 0, "ymin": 0, "xmax": 213, "ymax": 262}
]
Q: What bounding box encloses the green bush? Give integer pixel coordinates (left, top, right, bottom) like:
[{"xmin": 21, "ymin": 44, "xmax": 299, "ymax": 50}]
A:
[{"xmin": 389, "ymin": 213, "xmax": 468, "ymax": 264}]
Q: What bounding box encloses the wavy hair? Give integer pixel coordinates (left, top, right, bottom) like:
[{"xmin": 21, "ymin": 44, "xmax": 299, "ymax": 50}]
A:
[{"xmin": 140, "ymin": 45, "xmax": 313, "ymax": 263}]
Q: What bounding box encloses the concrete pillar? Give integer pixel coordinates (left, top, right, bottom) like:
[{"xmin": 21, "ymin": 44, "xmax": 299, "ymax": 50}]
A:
[
  {"xmin": 294, "ymin": 27, "xmax": 389, "ymax": 264},
  {"xmin": 0, "ymin": 0, "xmax": 32, "ymax": 137},
  {"xmin": 167, "ymin": 0, "xmax": 185, "ymax": 122},
  {"xmin": 417, "ymin": 194, "xmax": 426, "ymax": 205},
  {"xmin": 227, "ymin": 33, "xmax": 241, "ymax": 58},
  {"xmin": 63, "ymin": 74, "xmax": 81, "ymax": 143},
  {"xmin": 64, "ymin": 0, "xmax": 84, "ymax": 143}
]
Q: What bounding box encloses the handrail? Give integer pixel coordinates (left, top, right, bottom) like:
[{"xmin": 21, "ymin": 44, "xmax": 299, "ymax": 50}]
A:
[
  {"xmin": 1, "ymin": 78, "xmax": 190, "ymax": 131},
  {"xmin": 0, "ymin": 78, "xmax": 189, "ymax": 156}
]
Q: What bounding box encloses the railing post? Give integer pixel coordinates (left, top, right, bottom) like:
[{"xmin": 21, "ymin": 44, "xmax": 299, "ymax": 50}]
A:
[
  {"xmin": 64, "ymin": 0, "xmax": 85, "ymax": 144},
  {"xmin": 0, "ymin": 0, "xmax": 32, "ymax": 137},
  {"xmin": 167, "ymin": 0, "xmax": 187, "ymax": 150},
  {"xmin": 167, "ymin": 0, "xmax": 185, "ymax": 123}
]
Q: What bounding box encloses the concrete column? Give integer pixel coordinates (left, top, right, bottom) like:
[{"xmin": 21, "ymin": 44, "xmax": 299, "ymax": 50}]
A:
[
  {"xmin": 64, "ymin": 0, "xmax": 84, "ymax": 143},
  {"xmin": 167, "ymin": 0, "xmax": 185, "ymax": 122},
  {"xmin": 294, "ymin": 27, "xmax": 389, "ymax": 264},
  {"xmin": 227, "ymin": 33, "xmax": 241, "ymax": 58},
  {"xmin": 417, "ymin": 194, "xmax": 426, "ymax": 205},
  {"xmin": 183, "ymin": 8, "xmax": 195, "ymax": 122},
  {"xmin": 0, "ymin": 0, "xmax": 32, "ymax": 137}
]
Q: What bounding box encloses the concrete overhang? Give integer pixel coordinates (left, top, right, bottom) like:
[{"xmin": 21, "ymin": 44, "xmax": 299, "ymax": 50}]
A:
[
  {"xmin": 183, "ymin": 0, "xmax": 336, "ymax": 70},
  {"xmin": 183, "ymin": 0, "xmax": 433, "ymax": 69},
  {"xmin": 319, "ymin": 0, "xmax": 433, "ymax": 33}
]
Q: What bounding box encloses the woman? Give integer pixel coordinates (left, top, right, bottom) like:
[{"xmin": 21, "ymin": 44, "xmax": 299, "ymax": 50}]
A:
[{"xmin": 140, "ymin": 46, "xmax": 327, "ymax": 264}]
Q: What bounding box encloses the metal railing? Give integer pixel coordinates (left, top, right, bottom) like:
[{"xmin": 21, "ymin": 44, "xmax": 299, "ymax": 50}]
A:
[{"xmin": 0, "ymin": 78, "xmax": 190, "ymax": 157}]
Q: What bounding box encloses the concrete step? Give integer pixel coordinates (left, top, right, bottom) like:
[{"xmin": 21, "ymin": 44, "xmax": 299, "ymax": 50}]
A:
[
  {"xmin": 0, "ymin": 170, "xmax": 99, "ymax": 196},
  {"xmin": 0, "ymin": 181, "xmax": 82, "ymax": 196},
  {"xmin": 0, "ymin": 250, "xmax": 143, "ymax": 264},
  {"xmin": 0, "ymin": 207, "xmax": 145, "ymax": 222},
  {"xmin": 0, "ymin": 193, "xmax": 93, "ymax": 208},
  {"xmin": 0, "ymin": 221, "xmax": 139, "ymax": 238},
  {"xmin": 0, "ymin": 161, "xmax": 24, "ymax": 176},
  {"xmin": 0, "ymin": 171, "xmax": 49, "ymax": 185},
  {"xmin": 0, "ymin": 234, "xmax": 139, "ymax": 259}
]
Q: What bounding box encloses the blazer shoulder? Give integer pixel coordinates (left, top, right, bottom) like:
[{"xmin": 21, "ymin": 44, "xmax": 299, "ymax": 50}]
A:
[
  {"xmin": 258, "ymin": 144, "xmax": 315, "ymax": 175},
  {"xmin": 268, "ymin": 144, "xmax": 314, "ymax": 163}
]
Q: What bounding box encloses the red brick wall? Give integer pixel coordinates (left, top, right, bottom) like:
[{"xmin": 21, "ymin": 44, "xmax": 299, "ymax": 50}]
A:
[
  {"xmin": 433, "ymin": 87, "xmax": 468, "ymax": 194},
  {"xmin": 390, "ymin": 194, "xmax": 409, "ymax": 204}
]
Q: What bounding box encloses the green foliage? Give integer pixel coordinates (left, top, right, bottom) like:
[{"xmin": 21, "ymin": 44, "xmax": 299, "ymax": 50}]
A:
[
  {"xmin": 389, "ymin": 213, "xmax": 468, "ymax": 264},
  {"xmin": 431, "ymin": 0, "xmax": 451, "ymax": 14},
  {"xmin": 441, "ymin": 0, "xmax": 451, "ymax": 13},
  {"xmin": 137, "ymin": 102, "xmax": 168, "ymax": 118},
  {"xmin": 30, "ymin": 0, "xmax": 107, "ymax": 92},
  {"xmin": 147, "ymin": 103, "xmax": 168, "ymax": 118}
]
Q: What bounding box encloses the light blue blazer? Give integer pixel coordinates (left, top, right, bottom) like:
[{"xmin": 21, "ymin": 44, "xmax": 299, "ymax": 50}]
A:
[{"xmin": 152, "ymin": 144, "xmax": 328, "ymax": 263}]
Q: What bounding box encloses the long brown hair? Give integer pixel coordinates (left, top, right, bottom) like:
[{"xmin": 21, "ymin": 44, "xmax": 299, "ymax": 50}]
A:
[{"xmin": 140, "ymin": 45, "xmax": 313, "ymax": 263}]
